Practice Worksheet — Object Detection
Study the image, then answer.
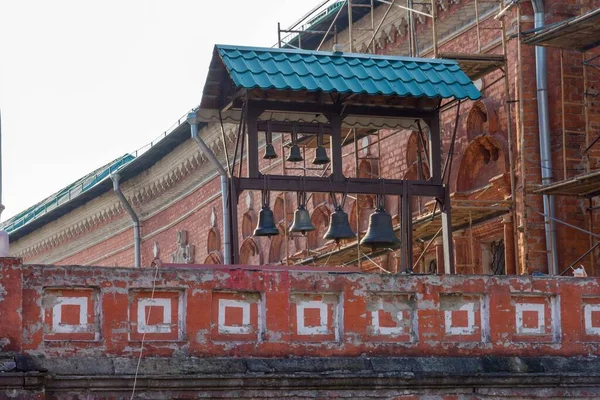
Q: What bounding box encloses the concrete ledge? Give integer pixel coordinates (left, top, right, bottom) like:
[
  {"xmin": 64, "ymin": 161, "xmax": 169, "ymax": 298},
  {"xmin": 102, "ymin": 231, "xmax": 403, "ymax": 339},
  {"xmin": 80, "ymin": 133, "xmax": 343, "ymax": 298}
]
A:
[{"xmin": 33, "ymin": 356, "xmax": 600, "ymax": 377}]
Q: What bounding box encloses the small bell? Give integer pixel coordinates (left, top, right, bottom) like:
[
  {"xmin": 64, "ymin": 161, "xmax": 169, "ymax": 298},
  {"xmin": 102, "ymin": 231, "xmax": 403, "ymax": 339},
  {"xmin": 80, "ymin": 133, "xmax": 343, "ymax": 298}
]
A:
[
  {"xmin": 289, "ymin": 204, "xmax": 315, "ymax": 235},
  {"xmin": 263, "ymin": 121, "xmax": 277, "ymax": 159},
  {"xmin": 360, "ymin": 207, "xmax": 399, "ymax": 250},
  {"xmin": 312, "ymin": 146, "xmax": 330, "ymax": 165},
  {"xmin": 254, "ymin": 206, "xmax": 279, "ymax": 237},
  {"xmin": 312, "ymin": 124, "xmax": 330, "ymax": 165},
  {"xmin": 287, "ymin": 123, "xmax": 303, "ymax": 163},
  {"xmin": 263, "ymin": 143, "xmax": 277, "ymax": 159},
  {"xmin": 287, "ymin": 144, "xmax": 303, "ymax": 162},
  {"xmin": 323, "ymin": 205, "xmax": 355, "ymax": 243}
]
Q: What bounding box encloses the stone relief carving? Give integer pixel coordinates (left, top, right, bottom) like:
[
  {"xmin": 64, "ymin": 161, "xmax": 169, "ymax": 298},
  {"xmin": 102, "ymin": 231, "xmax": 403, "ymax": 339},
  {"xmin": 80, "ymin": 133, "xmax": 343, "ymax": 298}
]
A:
[{"xmin": 170, "ymin": 230, "xmax": 195, "ymax": 264}]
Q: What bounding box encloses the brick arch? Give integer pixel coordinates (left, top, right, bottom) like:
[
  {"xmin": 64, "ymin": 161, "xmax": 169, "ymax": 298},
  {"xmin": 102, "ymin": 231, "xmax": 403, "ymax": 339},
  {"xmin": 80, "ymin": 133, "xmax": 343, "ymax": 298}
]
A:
[
  {"xmin": 241, "ymin": 211, "xmax": 255, "ymax": 239},
  {"xmin": 311, "ymin": 192, "xmax": 329, "ymax": 208},
  {"xmin": 273, "ymin": 195, "xmax": 285, "ymax": 224},
  {"xmin": 456, "ymin": 134, "xmax": 507, "ymax": 193},
  {"xmin": 350, "ymin": 195, "xmax": 375, "ymax": 233},
  {"xmin": 358, "ymin": 159, "xmax": 378, "ymax": 178},
  {"xmin": 405, "ymin": 131, "xmax": 419, "ymax": 167},
  {"xmin": 239, "ymin": 237, "xmax": 262, "ymax": 265},
  {"xmin": 203, "ymin": 251, "xmax": 222, "ymax": 265},
  {"xmin": 207, "ymin": 228, "xmax": 220, "ymax": 254},
  {"xmin": 466, "ymin": 98, "xmax": 499, "ymax": 141},
  {"xmin": 404, "ymin": 163, "xmax": 431, "ymax": 216},
  {"xmin": 307, "ymin": 204, "xmax": 331, "ymax": 249},
  {"xmin": 268, "ymin": 223, "xmax": 287, "ymax": 264}
]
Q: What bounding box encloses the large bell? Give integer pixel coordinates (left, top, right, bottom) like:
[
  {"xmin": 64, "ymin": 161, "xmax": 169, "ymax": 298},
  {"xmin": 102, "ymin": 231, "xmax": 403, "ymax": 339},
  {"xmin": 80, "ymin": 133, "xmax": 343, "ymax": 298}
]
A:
[
  {"xmin": 289, "ymin": 205, "xmax": 315, "ymax": 235},
  {"xmin": 324, "ymin": 205, "xmax": 355, "ymax": 242},
  {"xmin": 263, "ymin": 143, "xmax": 277, "ymax": 159},
  {"xmin": 287, "ymin": 144, "xmax": 303, "ymax": 162},
  {"xmin": 360, "ymin": 207, "xmax": 400, "ymax": 249},
  {"xmin": 254, "ymin": 206, "xmax": 279, "ymax": 237},
  {"xmin": 312, "ymin": 145, "xmax": 330, "ymax": 165}
]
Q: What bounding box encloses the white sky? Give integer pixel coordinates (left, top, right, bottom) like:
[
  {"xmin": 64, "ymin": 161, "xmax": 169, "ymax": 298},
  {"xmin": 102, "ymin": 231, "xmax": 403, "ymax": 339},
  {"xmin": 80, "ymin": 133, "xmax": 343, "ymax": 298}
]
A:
[{"xmin": 0, "ymin": 0, "xmax": 323, "ymax": 220}]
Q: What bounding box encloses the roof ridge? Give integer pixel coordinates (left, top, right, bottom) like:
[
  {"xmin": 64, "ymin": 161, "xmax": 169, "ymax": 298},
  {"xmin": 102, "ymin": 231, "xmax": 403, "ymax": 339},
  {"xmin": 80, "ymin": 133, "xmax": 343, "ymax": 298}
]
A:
[{"xmin": 215, "ymin": 44, "xmax": 460, "ymax": 65}]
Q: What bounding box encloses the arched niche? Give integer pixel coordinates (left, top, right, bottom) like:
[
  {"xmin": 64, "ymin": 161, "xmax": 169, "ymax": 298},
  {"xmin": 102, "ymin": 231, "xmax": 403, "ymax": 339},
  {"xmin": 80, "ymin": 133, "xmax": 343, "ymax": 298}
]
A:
[
  {"xmin": 311, "ymin": 192, "xmax": 329, "ymax": 208},
  {"xmin": 358, "ymin": 158, "xmax": 378, "ymax": 179},
  {"xmin": 405, "ymin": 129, "xmax": 430, "ymax": 173},
  {"xmin": 466, "ymin": 98, "xmax": 499, "ymax": 141},
  {"xmin": 350, "ymin": 195, "xmax": 375, "ymax": 234},
  {"xmin": 207, "ymin": 228, "xmax": 220, "ymax": 254},
  {"xmin": 239, "ymin": 237, "xmax": 262, "ymax": 265},
  {"xmin": 456, "ymin": 134, "xmax": 507, "ymax": 193},
  {"xmin": 204, "ymin": 251, "xmax": 222, "ymax": 265},
  {"xmin": 404, "ymin": 163, "xmax": 431, "ymax": 216},
  {"xmin": 268, "ymin": 223, "xmax": 288, "ymax": 264},
  {"xmin": 241, "ymin": 211, "xmax": 255, "ymax": 239},
  {"xmin": 307, "ymin": 204, "xmax": 331, "ymax": 249},
  {"xmin": 273, "ymin": 195, "xmax": 285, "ymax": 224}
]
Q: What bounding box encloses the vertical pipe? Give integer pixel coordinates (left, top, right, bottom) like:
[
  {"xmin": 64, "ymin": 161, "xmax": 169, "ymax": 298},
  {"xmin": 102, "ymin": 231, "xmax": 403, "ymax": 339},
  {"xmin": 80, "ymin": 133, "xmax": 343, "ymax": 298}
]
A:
[
  {"xmin": 111, "ymin": 173, "xmax": 141, "ymax": 268},
  {"xmin": 188, "ymin": 113, "xmax": 232, "ymax": 265},
  {"xmin": 408, "ymin": 0, "xmax": 414, "ymax": 57},
  {"xmin": 561, "ymin": 50, "xmax": 567, "ymax": 179},
  {"xmin": 431, "ymin": 0, "xmax": 438, "ymax": 58},
  {"xmin": 354, "ymin": 129, "xmax": 362, "ymax": 270},
  {"xmin": 475, "ymin": 0, "xmax": 481, "ymax": 53},
  {"xmin": 348, "ymin": 0, "xmax": 353, "ymax": 52},
  {"xmin": 532, "ymin": 0, "xmax": 559, "ymax": 275}
]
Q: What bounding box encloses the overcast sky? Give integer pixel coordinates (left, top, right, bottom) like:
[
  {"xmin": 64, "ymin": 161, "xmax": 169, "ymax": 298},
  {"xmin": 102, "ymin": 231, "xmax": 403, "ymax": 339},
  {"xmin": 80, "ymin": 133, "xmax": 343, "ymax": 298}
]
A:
[{"xmin": 0, "ymin": 0, "xmax": 323, "ymax": 220}]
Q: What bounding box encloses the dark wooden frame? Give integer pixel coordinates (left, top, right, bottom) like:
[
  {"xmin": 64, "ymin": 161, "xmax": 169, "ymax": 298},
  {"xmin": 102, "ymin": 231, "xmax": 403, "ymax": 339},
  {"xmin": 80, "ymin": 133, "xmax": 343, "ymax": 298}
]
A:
[{"xmin": 227, "ymin": 97, "xmax": 454, "ymax": 274}]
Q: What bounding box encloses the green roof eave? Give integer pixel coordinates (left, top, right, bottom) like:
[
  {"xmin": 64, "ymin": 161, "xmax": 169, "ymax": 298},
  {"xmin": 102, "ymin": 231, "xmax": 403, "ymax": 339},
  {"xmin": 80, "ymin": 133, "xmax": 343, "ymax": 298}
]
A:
[{"xmin": 214, "ymin": 44, "xmax": 481, "ymax": 101}]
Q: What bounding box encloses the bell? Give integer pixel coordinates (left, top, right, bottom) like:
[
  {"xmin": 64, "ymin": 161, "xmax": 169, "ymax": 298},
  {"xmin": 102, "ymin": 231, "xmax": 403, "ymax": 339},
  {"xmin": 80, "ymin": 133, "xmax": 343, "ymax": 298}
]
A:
[
  {"xmin": 287, "ymin": 144, "xmax": 303, "ymax": 163},
  {"xmin": 360, "ymin": 207, "xmax": 400, "ymax": 249},
  {"xmin": 312, "ymin": 146, "xmax": 330, "ymax": 165},
  {"xmin": 254, "ymin": 206, "xmax": 279, "ymax": 237},
  {"xmin": 289, "ymin": 205, "xmax": 315, "ymax": 235},
  {"xmin": 324, "ymin": 205, "xmax": 355, "ymax": 242},
  {"xmin": 263, "ymin": 143, "xmax": 277, "ymax": 159}
]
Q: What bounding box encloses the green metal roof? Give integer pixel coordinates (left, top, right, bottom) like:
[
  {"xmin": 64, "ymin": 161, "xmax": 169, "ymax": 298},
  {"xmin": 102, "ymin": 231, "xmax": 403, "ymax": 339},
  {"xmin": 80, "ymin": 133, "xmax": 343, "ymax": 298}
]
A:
[
  {"xmin": 216, "ymin": 45, "xmax": 481, "ymax": 101},
  {"xmin": 1, "ymin": 154, "xmax": 134, "ymax": 235}
]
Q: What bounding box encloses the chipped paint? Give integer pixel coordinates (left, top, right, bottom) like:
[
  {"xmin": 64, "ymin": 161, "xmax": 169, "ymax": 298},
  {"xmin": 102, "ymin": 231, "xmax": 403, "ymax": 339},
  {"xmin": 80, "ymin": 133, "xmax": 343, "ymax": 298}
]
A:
[{"xmin": 2, "ymin": 261, "xmax": 600, "ymax": 358}]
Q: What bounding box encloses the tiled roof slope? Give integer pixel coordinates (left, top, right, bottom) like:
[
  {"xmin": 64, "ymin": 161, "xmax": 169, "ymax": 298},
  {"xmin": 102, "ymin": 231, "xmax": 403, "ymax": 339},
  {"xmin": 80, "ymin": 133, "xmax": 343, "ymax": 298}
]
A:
[{"xmin": 216, "ymin": 44, "xmax": 481, "ymax": 100}]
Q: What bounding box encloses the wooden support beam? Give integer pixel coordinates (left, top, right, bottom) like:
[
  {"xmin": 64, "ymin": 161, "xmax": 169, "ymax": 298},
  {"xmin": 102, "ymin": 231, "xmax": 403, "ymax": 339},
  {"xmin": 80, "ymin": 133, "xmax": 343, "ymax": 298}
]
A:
[
  {"xmin": 327, "ymin": 113, "xmax": 344, "ymax": 181},
  {"xmin": 235, "ymin": 176, "xmax": 445, "ymax": 197},
  {"xmin": 235, "ymin": 99, "xmax": 437, "ymax": 120},
  {"xmin": 440, "ymin": 187, "xmax": 455, "ymax": 274},
  {"xmin": 427, "ymin": 114, "xmax": 442, "ymax": 185}
]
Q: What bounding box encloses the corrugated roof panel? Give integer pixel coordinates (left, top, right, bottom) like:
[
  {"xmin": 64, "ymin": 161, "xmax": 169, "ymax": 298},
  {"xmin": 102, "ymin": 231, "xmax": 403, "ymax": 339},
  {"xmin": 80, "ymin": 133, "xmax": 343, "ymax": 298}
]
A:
[{"xmin": 215, "ymin": 45, "xmax": 481, "ymax": 100}]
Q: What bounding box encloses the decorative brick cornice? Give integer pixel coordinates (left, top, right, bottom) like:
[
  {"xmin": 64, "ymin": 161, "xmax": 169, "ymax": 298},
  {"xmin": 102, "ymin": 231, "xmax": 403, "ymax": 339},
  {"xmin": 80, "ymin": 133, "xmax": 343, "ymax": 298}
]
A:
[{"xmin": 14, "ymin": 127, "xmax": 239, "ymax": 261}]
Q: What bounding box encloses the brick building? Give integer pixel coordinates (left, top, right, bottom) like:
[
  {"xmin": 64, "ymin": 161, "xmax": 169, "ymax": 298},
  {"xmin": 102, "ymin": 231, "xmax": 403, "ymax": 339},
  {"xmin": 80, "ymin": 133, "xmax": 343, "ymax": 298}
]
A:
[
  {"xmin": 2, "ymin": 0, "xmax": 600, "ymax": 276},
  {"xmin": 3, "ymin": 2, "xmax": 600, "ymax": 398}
]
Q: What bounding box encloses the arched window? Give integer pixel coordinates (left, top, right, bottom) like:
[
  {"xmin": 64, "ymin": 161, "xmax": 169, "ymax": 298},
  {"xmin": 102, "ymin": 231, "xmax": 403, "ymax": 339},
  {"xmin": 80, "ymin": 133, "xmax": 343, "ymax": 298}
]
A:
[
  {"xmin": 207, "ymin": 228, "xmax": 220, "ymax": 254},
  {"xmin": 273, "ymin": 195, "xmax": 285, "ymax": 224},
  {"xmin": 241, "ymin": 211, "xmax": 254, "ymax": 239},
  {"xmin": 307, "ymin": 204, "xmax": 331, "ymax": 249},
  {"xmin": 456, "ymin": 135, "xmax": 506, "ymax": 192},
  {"xmin": 239, "ymin": 237, "xmax": 262, "ymax": 265}
]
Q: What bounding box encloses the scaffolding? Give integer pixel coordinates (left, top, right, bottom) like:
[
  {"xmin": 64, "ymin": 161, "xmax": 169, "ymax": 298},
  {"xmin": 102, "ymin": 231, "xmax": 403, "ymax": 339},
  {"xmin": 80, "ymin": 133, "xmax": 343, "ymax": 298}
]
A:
[
  {"xmin": 272, "ymin": 0, "xmax": 534, "ymax": 272},
  {"xmin": 526, "ymin": 7, "xmax": 600, "ymax": 275}
]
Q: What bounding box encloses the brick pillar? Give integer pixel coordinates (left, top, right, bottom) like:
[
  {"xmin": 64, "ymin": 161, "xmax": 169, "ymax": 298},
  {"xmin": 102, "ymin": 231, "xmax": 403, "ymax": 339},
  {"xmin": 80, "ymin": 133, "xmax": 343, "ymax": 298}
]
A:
[
  {"xmin": 502, "ymin": 215, "xmax": 517, "ymax": 275},
  {"xmin": 0, "ymin": 258, "xmax": 24, "ymax": 352},
  {"xmin": 453, "ymin": 234, "xmax": 474, "ymax": 275},
  {"xmin": 434, "ymin": 238, "xmax": 444, "ymax": 274}
]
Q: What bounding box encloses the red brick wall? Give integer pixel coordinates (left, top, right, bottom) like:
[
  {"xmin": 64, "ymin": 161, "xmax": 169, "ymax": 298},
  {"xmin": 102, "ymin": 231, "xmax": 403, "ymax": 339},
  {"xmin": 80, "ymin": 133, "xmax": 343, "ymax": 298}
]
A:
[
  {"xmin": 3, "ymin": 259, "xmax": 600, "ymax": 358},
  {"xmin": 12, "ymin": 0, "xmax": 600, "ymax": 277}
]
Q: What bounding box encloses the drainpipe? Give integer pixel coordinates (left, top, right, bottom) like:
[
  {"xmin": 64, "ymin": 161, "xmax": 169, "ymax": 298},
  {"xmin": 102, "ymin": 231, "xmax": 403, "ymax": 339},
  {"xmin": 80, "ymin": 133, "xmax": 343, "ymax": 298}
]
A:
[
  {"xmin": 187, "ymin": 112, "xmax": 231, "ymax": 265},
  {"xmin": 532, "ymin": 0, "xmax": 559, "ymax": 275},
  {"xmin": 111, "ymin": 173, "xmax": 141, "ymax": 268}
]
